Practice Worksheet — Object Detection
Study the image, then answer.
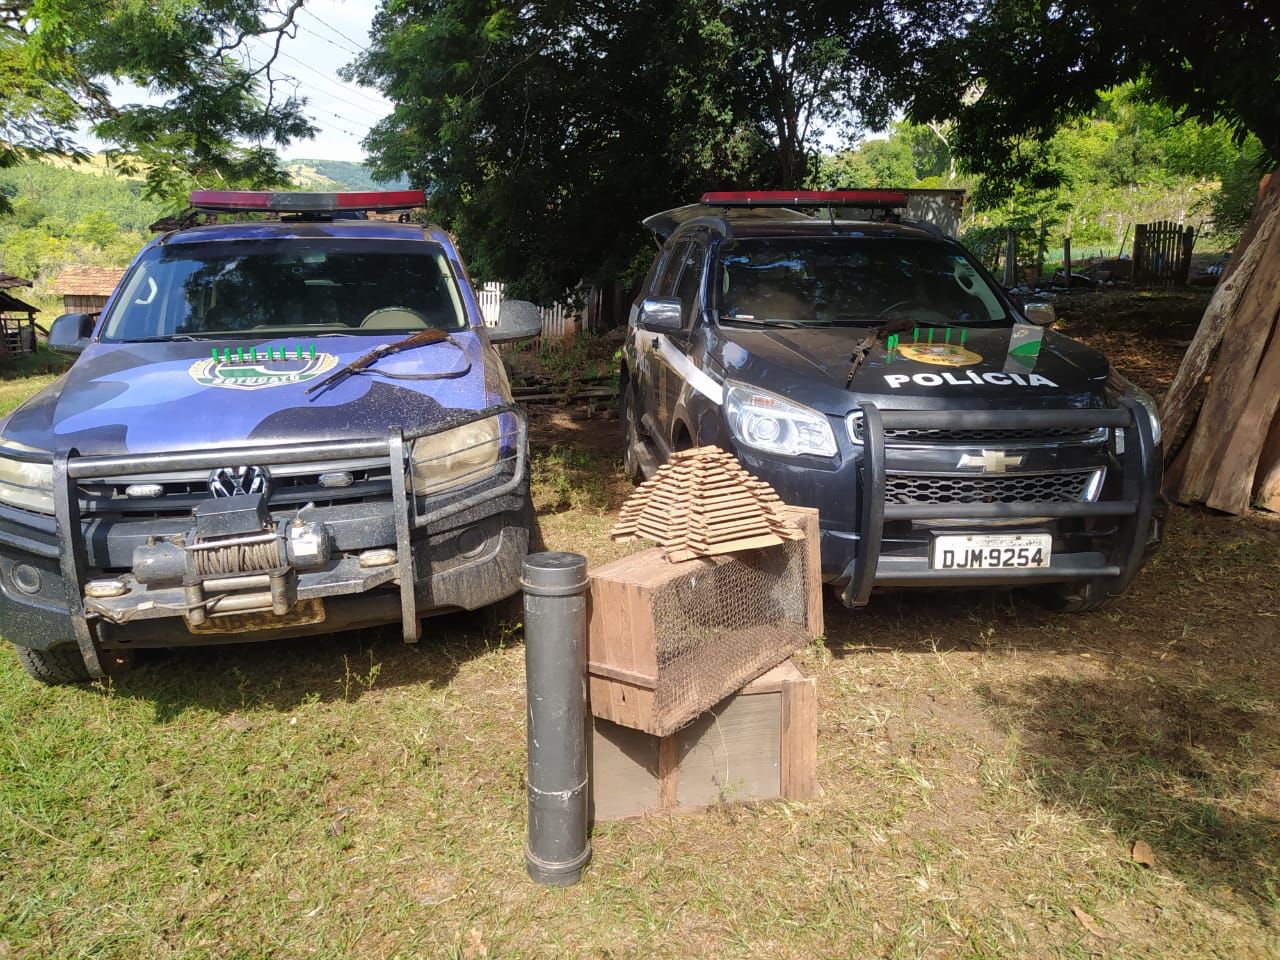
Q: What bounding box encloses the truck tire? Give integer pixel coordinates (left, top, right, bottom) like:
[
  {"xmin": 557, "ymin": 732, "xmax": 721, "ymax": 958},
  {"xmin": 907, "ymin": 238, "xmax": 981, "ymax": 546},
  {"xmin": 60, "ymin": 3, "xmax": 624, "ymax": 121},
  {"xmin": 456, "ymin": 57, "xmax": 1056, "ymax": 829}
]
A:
[
  {"xmin": 621, "ymin": 386, "xmax": 643, "ymax": 483},
  {"xmin": 13, "ymin": 644, "xmax": 92, "ymax": 685},
  {"xmin": 1032, "ymin": 579, "xmax": 1117, "ymax": 613}
]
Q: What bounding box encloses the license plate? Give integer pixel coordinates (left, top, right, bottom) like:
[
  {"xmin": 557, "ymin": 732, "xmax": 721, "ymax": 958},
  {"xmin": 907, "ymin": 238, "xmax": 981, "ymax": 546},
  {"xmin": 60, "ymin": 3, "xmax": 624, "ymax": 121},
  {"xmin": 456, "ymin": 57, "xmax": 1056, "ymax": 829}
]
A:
[
  {"xmin": 931, "ymin": 533, "xmax": 1052, "ymax": 570},
  {"xmin": 186, "ymin": 598, "xmax": 326, "ymax": 635}
]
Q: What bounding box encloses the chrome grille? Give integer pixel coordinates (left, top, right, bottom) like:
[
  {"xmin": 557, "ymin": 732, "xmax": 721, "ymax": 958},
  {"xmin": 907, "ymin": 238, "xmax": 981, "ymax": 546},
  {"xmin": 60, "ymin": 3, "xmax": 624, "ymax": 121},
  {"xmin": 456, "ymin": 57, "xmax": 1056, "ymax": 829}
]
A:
[
  {"xmin": 78, "ymin": 457, "xmax": 392, "ymax": 517},
  {"xmin": 884, "ymin": 468, "xmax": 1102, "ymax": 505},
  {"xmin": 847, "ymin": 413, "xmax": 1106, "ymax": 446}
]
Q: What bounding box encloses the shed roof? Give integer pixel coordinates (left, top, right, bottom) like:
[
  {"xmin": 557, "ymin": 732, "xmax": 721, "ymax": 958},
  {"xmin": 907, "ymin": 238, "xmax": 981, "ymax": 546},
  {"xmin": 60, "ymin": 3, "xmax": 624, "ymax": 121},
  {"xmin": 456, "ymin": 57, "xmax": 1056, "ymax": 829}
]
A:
[
  {"xmin": 0, "ymin": 273, "xmax": 34, "ymax": 290},
  {"xmin": 50, "ymin": 266, "xmax": 126, "ymax": 297},
  {"xmin": 0, "ymin": 291, "xmax": 39, "ymax": 314}
]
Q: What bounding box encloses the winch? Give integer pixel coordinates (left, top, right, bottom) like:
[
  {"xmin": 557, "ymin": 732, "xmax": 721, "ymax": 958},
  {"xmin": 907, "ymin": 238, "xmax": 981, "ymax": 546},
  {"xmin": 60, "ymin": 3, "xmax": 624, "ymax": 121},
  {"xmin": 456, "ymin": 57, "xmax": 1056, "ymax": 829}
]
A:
[{"xmin": 131, "ymin": 493, "xmax": 330, "ymax": 625}]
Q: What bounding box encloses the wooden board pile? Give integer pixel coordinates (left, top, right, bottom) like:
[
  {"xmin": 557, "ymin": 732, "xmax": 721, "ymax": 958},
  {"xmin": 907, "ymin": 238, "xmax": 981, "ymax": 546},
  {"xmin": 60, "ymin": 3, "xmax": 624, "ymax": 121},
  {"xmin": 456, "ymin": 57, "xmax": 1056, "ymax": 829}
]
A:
[
  {"xmin": 1162, "ymin": 168, "xmax": 1280, "ymax": 514},
  {"xmin": 610, "ymin": 446, "xmax": 805, "ymax": 562}
]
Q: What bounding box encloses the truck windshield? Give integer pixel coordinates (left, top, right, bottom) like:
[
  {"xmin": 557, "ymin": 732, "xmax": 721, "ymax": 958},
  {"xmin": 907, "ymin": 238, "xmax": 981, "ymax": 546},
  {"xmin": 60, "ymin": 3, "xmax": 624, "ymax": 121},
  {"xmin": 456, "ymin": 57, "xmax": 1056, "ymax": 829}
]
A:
[
  {"xmin": 101, "ymin": 239, "xmax": 467, "ymax": 341},
  {"xmin": 718, "ymin": 237, "xmax": 1009, "ymax": 327}
]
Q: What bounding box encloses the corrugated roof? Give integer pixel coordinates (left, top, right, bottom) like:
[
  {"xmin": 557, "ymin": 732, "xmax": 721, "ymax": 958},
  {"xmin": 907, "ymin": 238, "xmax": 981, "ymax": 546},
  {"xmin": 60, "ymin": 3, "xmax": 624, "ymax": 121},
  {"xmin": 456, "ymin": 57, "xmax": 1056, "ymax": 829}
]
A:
[
  {"xmin": 50, "ymin": 266, "xmax": 126, "ymax": 297},
  {"xmin": 0, "ymin": 273, "xmax": 34, "ymax": 290}
]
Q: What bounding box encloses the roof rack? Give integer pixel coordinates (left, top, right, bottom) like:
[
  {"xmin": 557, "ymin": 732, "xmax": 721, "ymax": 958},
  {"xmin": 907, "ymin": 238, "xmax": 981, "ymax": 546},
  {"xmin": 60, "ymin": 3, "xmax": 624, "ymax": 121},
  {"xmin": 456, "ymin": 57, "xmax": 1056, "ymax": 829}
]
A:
[{"xmin": 700, "ymin": 190, "xmax": 907, "ymax": 209}]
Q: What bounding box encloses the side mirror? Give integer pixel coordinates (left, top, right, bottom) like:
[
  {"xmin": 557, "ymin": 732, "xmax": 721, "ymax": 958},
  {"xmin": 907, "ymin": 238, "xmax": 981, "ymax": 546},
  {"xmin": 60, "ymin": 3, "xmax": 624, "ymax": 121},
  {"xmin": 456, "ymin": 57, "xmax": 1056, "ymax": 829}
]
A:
[
  {"xmin": 48, "ymin": 313, "xmax": 95, "ymax": 355},
  {"xmin": 489, "ymin": 299, "xmax": 543, "ymax": 343},
  {"xmin": 638, "ymin": 297, "xmax": 683, "ymax": 332},
  {"xmin": 1024, "ymin": 302, "xmax": 1056, "ymax": 326}
]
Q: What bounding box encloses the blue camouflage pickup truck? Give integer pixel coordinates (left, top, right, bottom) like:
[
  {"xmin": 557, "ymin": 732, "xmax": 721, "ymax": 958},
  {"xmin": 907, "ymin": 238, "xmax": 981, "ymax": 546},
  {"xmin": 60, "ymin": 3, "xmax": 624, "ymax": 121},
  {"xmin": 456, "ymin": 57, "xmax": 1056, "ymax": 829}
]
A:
[{"xmin": 0, "ymin": 190, "xmax": 540, "ymax": 684}]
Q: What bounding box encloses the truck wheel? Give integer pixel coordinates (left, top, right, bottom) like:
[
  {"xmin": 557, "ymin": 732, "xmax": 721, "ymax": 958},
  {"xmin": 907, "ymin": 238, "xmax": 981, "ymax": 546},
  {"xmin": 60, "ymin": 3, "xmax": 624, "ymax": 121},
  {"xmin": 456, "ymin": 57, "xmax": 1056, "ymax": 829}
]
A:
[
  {"xmin": 13, "ymin": 644, "xmax": 92, "ymax": 685},
  {"xmin": 1032, "ymin": 580, "xmax": 1117, "ymax": 613},
  {"xmin": 621, "ymin": 387, "xmax": 643, "ymax": 483}
]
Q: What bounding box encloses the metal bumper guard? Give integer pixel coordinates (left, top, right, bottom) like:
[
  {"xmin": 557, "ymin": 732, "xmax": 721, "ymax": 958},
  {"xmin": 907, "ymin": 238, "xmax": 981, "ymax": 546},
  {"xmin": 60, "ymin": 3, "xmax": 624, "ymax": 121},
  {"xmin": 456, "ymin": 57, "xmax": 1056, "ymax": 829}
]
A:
[
  {"xmin": 50, "ymin": 404, "xmax": 528, "ymax": 677},
  {"xmin": 839, "ymin": 400, "xmax": 1157, "ymax": 608}
]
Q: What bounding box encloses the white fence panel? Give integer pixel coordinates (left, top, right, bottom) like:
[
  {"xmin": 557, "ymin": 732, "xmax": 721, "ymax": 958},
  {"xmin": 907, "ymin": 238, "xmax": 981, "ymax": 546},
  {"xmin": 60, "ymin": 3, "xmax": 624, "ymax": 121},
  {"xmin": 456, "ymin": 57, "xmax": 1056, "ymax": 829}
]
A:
[{"xmin": 477, "ymin": 281, "xmax": 577, "ymax": 340}]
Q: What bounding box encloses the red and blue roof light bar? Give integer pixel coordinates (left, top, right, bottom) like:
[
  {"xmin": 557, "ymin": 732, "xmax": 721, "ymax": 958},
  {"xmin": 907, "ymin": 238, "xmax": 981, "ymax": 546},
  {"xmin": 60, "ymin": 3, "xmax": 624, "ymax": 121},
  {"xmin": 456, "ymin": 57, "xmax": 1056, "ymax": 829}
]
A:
[
  {"xmin": 189, "ymin": 189, "xmax": 426, "ymax": 213},
  {"xmin": 700, "ymin": 190, "xmax": 908, "ymax": 209}
]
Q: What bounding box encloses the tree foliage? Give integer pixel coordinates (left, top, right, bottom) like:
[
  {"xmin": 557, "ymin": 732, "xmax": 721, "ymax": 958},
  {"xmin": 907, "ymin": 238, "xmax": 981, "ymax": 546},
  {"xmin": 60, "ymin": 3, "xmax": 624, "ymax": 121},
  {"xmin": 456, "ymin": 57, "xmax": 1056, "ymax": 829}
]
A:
[
  {"xmin": 350, "ymin": 0, "xmax": 969, "ymax": 302},
  {"xmin": 908, "ymin": 0, "xmax": 1279, "ymax": 195},
  {"xmin": 0, "ymin": 1, "xmax": 316, "ymax": 212},
  {"xmin": 0, "ymin": 161, "xmax": 163, "ymax": 287}
]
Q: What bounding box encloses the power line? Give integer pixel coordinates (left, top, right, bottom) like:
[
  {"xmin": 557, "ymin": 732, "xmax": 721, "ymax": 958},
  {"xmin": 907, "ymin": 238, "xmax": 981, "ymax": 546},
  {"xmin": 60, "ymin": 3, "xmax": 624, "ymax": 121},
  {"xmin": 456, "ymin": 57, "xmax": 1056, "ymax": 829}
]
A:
[
  {"xmin": 298, "ymin": 8, "xmax": 368, "ymax": 56},
  {"xmin": 246, "ymin": 35, "xmax": 388, "ymax": 109},
  {"xmin": 271, "ymin": 68, "xmax": 388, "ymax": 118}
]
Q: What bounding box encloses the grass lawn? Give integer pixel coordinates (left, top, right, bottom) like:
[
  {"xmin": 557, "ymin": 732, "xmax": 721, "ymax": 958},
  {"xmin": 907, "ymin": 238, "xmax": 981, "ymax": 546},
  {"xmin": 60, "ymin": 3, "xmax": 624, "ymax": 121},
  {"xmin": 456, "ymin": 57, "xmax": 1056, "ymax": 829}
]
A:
[{"xmin": 1, "ymin": 307, "xmax": 1278, "ymax": 958}]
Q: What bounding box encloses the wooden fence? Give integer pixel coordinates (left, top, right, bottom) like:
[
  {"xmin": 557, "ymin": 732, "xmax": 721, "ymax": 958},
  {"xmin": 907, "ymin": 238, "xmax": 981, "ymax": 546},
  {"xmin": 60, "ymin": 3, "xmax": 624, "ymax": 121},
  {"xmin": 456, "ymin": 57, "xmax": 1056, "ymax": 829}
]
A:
[
  {"xmin": 1133, "ymin": 221, "xmax": 1195, "ymax": 286},
  {"xmin": 478, "ymin": 281, "xmax": 577, "ymax": 340}
]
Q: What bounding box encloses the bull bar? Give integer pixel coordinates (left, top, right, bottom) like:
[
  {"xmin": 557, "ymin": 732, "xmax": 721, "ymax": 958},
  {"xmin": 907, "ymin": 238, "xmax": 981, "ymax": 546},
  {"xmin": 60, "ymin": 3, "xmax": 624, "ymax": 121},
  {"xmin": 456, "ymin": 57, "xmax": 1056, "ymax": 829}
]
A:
[
  {"xmin": 21, "ymin": 404, "xmax": 528, "ymax": 678},
  {"xmin": 839, "ymin": 398, "xmax": 1158, "ymax": 608}
]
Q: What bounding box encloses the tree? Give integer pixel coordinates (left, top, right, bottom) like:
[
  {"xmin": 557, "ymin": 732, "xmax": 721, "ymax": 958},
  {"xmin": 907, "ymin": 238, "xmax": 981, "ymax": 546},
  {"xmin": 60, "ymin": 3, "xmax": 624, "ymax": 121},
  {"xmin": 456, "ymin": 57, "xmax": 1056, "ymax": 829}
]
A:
[
  {"xmin": 350, "ymin": 0, "xmax": 968, "ymax": 302},
  {"xmin": 907, "ymin": 0, "xmax": 1278, "ymax": 193},
  {"xmin": 0, "ymin": 1, "xmax": 316, "ymax": 212}
]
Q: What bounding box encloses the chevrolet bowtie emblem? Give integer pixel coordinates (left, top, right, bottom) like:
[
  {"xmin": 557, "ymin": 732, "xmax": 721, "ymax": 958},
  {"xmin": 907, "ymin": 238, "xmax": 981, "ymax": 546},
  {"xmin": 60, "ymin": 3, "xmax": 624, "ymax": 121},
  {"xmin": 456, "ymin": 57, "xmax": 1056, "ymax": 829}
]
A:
[{"xmin": 957, "ymin": 449, "xmax": 1024, "ymax": 473}]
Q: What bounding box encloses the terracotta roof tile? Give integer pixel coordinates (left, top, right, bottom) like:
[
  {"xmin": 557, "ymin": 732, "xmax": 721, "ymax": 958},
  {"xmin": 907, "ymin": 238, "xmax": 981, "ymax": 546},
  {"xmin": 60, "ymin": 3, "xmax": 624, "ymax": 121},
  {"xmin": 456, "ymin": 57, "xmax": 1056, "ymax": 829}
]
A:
[{"xmin": 51, "ymin": 266, "xmax": 126, "ymax": 297}]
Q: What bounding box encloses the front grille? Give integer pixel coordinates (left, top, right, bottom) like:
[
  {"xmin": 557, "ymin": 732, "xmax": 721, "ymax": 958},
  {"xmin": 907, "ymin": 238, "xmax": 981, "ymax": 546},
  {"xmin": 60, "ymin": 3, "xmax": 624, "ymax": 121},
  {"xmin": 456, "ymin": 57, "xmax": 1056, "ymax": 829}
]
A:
[
  {"xmin": 884, "ymin": 468, "xmax": 1101, "ymax": 504},
  {"xmin": 77, "ymin": 457, "xmax": 393, "ymax": 518},
  {"xmin": 847, "ymin": 413, "xmax": 1105, "ymax": 446}
]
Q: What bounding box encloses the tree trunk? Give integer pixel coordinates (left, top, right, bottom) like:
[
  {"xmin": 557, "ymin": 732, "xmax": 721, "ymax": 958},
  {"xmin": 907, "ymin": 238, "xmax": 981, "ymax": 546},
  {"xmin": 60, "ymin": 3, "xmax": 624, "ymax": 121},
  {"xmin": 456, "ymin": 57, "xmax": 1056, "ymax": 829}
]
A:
[
  {"xmin": 1160, "ymin": 168, "xmax": 1280, "ymax": 455},
  {"xmin": 1174, "ymin": 217, "xmax": 1280, "ymax": 504},
  {"xmin": 1255, "ymin": 414, "xmax": 1280, "ymax": 512},
  {"xmin": 1204, "ymin": 317, "xmax": 1280, "ymax": 513}
]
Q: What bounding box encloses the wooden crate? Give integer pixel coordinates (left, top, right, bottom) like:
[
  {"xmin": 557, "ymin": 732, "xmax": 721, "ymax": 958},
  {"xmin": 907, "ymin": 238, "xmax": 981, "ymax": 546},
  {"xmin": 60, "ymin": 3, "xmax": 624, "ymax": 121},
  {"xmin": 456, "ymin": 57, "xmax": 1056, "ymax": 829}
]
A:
[
  {"xmin": 589, "ymin": 659, "xmax": 818, "ymax": 820},
  {"xmin": 587, "ymin": 505, "xmax": 822, "ymax": 737}
]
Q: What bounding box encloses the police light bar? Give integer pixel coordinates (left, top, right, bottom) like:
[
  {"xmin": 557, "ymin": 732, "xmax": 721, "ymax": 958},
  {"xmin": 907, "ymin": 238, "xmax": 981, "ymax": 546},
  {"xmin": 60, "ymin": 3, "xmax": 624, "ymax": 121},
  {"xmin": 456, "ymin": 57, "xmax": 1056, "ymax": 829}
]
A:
[
  {"xmin": 188, "ymin": 189, "xmax": 426, "ymax": 213},
  {"xmin": 700, "ymin": 190, "xmax": 908, "ymax": 209}
]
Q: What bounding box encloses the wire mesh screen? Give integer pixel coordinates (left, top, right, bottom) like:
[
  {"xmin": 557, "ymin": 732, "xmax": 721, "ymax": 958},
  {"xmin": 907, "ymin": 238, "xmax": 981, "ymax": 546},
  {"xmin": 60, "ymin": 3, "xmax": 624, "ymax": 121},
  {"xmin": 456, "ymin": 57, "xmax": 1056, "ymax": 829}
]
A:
[{"xmin": 647, "ymin": 539, "xmax": 813, "ymax": 734}]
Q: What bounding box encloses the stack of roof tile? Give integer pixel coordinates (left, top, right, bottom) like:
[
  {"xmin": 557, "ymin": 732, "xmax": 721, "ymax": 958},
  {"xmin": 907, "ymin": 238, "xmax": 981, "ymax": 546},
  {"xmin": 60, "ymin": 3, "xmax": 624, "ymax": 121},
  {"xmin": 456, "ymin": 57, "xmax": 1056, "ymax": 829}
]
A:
[{"xmin": 610, "ymin": 446, "xmax": 803, "ymax": 562}]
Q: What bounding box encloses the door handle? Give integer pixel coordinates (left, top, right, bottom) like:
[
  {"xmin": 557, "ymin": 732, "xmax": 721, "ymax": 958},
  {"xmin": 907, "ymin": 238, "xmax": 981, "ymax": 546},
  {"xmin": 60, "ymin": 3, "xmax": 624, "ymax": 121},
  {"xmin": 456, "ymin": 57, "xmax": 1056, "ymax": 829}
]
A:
[{"xmin": 649, "ymin": 336, "xmax": 659, "ymax": 348}]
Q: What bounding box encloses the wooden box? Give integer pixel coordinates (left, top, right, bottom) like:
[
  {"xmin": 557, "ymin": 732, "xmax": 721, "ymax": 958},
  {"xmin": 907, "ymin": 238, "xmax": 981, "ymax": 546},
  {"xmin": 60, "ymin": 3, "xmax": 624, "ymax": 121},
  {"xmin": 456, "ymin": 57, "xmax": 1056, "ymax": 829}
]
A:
[
  {"xmin": 589, "ymin": 659, "xmax": 818, "ymax": 820},
  {"xmin": 587, "ymin": 505, "xmax": 822, "ymax": 737}
]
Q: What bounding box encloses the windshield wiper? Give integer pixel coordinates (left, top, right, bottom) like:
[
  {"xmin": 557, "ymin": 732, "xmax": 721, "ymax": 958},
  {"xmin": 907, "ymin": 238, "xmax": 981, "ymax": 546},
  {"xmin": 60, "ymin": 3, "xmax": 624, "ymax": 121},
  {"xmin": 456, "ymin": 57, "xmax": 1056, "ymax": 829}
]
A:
[
  {"xmin": 719, "ymin": 316, "xmax": 812, "ymax": 329},
  {"xmin": 116, "ymin": 334, "xmax": 202, "ymax": 343},
  {"xmin": 304, "ymin": 327, "xmax": 452, "ymax": 397}
]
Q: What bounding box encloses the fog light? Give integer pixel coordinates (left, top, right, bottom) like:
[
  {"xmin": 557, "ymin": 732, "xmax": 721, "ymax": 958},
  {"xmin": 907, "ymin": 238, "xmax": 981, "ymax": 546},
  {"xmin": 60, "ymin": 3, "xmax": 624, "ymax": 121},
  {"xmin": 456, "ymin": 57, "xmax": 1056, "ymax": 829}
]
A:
[
  {"xmin": 318, "ymin": 471, "xmax": 354, "ymax": 489},
  {"xmin": 12, "ymin": 563, "xmax": 41, "ymax": 595},
  {"xmin": 457, "ymin": 526, "xmax": 486, "ymax": 558},
  {"xmin": 85, "ymin": 578, "xmax": 128, "ymax": 599},
  {"xmin": 358, "ymin": 548, "xmax": 397, "ymax": 568}
]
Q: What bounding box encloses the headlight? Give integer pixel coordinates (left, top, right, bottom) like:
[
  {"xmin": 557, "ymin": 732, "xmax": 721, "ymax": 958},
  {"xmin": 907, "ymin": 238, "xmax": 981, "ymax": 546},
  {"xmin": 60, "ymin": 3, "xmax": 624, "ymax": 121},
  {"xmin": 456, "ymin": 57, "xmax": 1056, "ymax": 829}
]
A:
[
  {"xmin": 0, "ymin": 440, "xmax": 54, "ymax": 514},
  {"xmin": 1109, "ymin": 370, "xmax": 1162, "ymax": 446},
  {"xmin": 411, "ymin": 416, "xmax": 502, "ymax": 496},
  {"xmin": 724, "ymin": 382, "xmax": 837, "ymax": 458}
]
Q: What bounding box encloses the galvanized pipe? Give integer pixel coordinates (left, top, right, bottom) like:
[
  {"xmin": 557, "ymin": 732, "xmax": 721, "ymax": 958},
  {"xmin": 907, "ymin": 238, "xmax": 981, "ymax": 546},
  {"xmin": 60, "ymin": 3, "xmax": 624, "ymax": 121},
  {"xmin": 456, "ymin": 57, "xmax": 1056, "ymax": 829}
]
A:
[{"xmin": 521, "ymin": 552, "xmax": 591, "ymax": 886}]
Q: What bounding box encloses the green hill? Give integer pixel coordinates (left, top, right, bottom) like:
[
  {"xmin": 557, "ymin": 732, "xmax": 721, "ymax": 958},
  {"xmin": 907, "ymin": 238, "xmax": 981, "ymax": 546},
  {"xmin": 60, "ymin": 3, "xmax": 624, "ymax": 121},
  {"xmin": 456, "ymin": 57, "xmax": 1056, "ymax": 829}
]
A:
[{"xmin": 284, "ymin": 159, "xmax": 410, "ymax": 192}]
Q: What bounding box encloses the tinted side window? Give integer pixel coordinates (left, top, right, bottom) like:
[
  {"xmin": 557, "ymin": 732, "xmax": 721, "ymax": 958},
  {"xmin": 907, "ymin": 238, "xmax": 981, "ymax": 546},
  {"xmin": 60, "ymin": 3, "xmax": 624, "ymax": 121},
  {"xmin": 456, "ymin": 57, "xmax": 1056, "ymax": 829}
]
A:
[
  {"xmin": 672, "ymin": 242, "xmax": 705, "ymax": 326},
  {"xmin": 653, "ymin": 240, "xmax": 690, "ymax": 297}
]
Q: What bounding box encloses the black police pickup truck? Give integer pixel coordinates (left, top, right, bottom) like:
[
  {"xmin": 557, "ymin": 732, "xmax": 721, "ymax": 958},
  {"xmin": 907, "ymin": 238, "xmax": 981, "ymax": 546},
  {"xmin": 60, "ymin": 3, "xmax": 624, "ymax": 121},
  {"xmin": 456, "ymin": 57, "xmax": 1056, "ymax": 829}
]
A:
[{"xmin": 620, "ymin": 190, "xmax": 1164, "ymax": 612}]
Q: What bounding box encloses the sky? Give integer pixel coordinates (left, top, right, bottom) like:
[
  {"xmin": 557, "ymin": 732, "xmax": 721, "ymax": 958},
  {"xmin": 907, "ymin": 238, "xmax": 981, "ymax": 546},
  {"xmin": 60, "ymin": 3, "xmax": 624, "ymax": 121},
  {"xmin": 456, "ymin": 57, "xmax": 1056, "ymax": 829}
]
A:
[{"xmin": 79, "ymin": 0, "xmax": 391, "ymax": 164}]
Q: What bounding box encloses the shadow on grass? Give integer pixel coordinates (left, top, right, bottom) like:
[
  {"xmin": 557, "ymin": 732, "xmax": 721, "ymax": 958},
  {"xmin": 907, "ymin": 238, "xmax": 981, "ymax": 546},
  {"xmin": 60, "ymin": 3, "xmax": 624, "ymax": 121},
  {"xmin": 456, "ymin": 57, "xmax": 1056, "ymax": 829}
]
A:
[
  {"xmin": 815, "ymin": 547, "xmax": 1280, "ymax": 923},
  {"xmin": 978, "ymin": 671, "xmax": 1280, "ymax": 923},
  {"xmin": 98, "ymin": 602, "xmax": 525, "ymax": 722}
]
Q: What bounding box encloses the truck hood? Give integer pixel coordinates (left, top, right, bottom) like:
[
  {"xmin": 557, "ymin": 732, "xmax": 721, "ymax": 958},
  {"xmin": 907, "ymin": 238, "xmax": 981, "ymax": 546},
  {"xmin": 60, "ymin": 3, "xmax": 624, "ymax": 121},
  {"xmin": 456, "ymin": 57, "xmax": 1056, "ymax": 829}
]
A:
[
  {"xmin": 711, "ymin": 323, "xmax": 1110, "ymax": 413},
  {"xmin": 1, "ymin": 332, "xmax": 505, "ymax": 457}
]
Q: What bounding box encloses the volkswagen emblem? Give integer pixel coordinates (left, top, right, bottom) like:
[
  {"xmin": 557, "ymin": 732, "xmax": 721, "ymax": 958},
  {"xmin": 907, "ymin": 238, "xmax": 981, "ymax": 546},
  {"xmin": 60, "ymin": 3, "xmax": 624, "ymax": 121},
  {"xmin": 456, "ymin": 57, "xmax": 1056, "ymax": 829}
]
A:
[{"xmin": 209, "ymin": 465, "xmax": 271, "ymax": 498}]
